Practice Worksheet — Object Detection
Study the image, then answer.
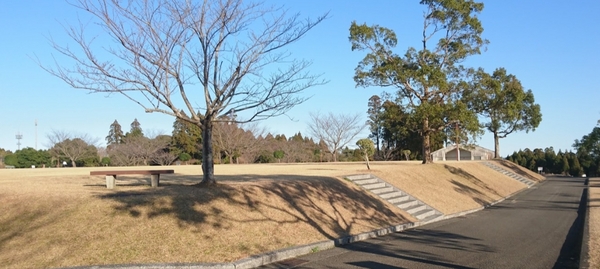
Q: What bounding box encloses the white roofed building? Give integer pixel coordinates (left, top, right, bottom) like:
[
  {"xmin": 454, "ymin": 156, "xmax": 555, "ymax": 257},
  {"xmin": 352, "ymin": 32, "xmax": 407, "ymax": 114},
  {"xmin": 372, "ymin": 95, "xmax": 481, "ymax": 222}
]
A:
[{"xmin": 431, "ymin": 145, "xmax": 495, "ymax": 161}]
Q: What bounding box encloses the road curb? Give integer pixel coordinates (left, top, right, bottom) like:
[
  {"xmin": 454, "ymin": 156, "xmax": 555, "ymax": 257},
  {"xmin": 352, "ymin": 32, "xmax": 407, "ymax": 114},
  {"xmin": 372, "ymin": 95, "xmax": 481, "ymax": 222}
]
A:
[{"xmin": 579, "ymin": 177, "xmax": 591, "ymax": 269}]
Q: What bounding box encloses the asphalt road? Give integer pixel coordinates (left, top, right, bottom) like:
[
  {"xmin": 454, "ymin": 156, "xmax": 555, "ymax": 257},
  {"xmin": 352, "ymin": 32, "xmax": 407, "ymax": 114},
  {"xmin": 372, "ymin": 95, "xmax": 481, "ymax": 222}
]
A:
[{"xmin": 261, "ymin": 176, "xmax": 586, "ymax": 269}]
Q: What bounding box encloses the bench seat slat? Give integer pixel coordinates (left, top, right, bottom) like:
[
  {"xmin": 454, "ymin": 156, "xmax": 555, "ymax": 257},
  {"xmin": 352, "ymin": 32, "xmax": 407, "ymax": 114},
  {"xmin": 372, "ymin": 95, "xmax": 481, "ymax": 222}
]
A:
[{"xmin": 90, "ymin": 170, "xmax": 174, "ymax": 176}]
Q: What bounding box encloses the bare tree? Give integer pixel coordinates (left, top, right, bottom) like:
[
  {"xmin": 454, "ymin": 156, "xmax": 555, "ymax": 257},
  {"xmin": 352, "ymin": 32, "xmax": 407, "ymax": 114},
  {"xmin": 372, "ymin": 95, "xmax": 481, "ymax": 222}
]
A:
[
  {"xmin": 307, "ymin": 112, "xmax": 364, "ymax": 162},
  {"xmin": 43, "ymin": 0, "xmax": 327, "ymax": 184},
  {"xmin": 47, "ymin": 130, "xmax": 99, "ymax": 167},
  {"xmin": 108, "ymin": 135, "xmax": 174, "ymax": 166},
  {"xmin": 213, "ymin": 119, "xmax": 265, "ymax": 164}
]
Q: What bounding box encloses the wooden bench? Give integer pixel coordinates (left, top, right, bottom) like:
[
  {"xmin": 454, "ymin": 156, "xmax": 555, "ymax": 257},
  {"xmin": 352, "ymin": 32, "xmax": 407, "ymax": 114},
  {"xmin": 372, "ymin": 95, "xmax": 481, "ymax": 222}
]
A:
[{"xmin": 90, "ymin": 170, "xmax": 174, "ymax": 189}]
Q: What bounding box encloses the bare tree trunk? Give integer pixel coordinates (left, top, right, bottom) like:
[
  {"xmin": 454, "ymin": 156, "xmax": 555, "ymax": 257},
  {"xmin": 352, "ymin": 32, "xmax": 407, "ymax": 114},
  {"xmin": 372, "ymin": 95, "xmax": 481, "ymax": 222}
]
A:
[
  {"xmin": 70, "ymin": 158, "xmax": 76, "ymax": 168},
  {"xmin": 201, "ymin": 120, "xmax": 216, "ymax": 185},
  {"xmin": 364, "ymin": 153, "xmax": 371, "ymax": 170},
  {"xmin": 494, "ymin": 132, "xmax": 500, "ymax": 159},
  {"xmin": 422, "ymin": 118, "xmax": 433, "ymax": 164}
]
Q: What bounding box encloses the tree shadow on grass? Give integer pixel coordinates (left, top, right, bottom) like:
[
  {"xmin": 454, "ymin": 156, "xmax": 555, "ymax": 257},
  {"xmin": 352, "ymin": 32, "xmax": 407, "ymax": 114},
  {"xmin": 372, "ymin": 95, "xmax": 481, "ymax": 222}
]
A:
[
  {"xmin": 449, "ymin": 179, "xmax": 492, "ymax": 206},
  {"xmin": 94, "ymin": 174, "xmax": 411, "ymax": 240},
  {"xmin": 444, "ymin": 165, "xmax": 502, "ymax": 206}
]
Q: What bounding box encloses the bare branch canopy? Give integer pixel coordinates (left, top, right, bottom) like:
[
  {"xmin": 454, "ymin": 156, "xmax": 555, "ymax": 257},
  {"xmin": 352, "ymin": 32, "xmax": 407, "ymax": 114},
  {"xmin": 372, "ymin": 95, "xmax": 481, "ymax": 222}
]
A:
[{"xmin": 42, "ymin": 0, "xmax": 328, "ymax": 184}]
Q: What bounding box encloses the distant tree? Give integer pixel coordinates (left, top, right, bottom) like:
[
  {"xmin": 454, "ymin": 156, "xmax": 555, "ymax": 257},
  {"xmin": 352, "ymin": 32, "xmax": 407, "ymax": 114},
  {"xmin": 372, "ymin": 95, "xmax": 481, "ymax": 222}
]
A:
[
  {"xmin": 0, "ymin": 148, "xmax": 12, "ymax": 166},
  {"xmin": 178, "ymin": 153, "xmax": 191, "ymax": 165},
  {"xmin": 561, "ymin": 155, "xmax": 570, "ymax": 176},
  {"xmin": 574, "ymin": 126, "xmax": 600, "ymax": 176},
  {"xmin": 108, "ymin": 135, "xmax": 173, "ymax": 166},
  {"xmin": 367, "ymin": 95, "xmax": 383, "ymax": 156},
  {"xmin": 171, "ymin": 116, "xmax": 202, "ymax": 159},
  {"xmin": 213, "ymin": 119, "xmax": 263, "ymax": 164},
  {"xmin": 100, "ymin": 156, "xmax": 111, "ymax": 166},
  {"xmin": 44, "ymin": 0, "xmax": 327, "ymax": 185},
  {"xmin": 5, "ymin": 148, "xmax": 51, "ymax": 168},
  {"xmin": 106, "ymin": 120, "xmax": 124, "ymax": 146},
  {"xmin": 568, "ymin": 152, "xmax": 583, "ymax": 177},
  {"xmin": 356, "ymin": 138, "xmax": 375, "ymax": 170},
  {"xmin": 349, "ymin": 0, "xmax": 487, "ymax": 163},
  {"xmin": 402, "ymin": 149, "xmax": 411, "ymax": 161},
  {"xmin": 470, "ymin": 68, "xmax": 542, "ymax": 158},
  {"xmin": 126, "ymin": 118, "xmax": 143, "ymax": 138},
  {"xmin": 273, "ymin": 150, "xmax": 285, "ymax": 163},
  {"xmin": 47, "ymin": 130, "xmax": 99, "ymax": 168},
  {"xmin": 307, "ymin": 112, "xmax": 364, "ymax": 162},
  {"xmin": 255, "ymin": 150, "xmax": 274, "ymax": 163}
]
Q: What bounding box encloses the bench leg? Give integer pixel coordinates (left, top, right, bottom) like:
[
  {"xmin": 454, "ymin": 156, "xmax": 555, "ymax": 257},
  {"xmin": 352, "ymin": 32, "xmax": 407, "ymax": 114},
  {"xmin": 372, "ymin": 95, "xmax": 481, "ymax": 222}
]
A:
[
  {"xmin": 106, "ymin": 175, "xmax": 116, "ymax": 189},
  {"xmin": 151, "ymin": 174, "xmax": 160, "ymax": 187}
]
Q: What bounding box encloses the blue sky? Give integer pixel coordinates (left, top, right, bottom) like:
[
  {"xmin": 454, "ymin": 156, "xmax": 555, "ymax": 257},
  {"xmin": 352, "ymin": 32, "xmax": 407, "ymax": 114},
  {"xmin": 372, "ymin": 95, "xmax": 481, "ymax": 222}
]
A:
[{"xmin": 1, "ymin": 1, "xmax": 599, "ymax": 157}]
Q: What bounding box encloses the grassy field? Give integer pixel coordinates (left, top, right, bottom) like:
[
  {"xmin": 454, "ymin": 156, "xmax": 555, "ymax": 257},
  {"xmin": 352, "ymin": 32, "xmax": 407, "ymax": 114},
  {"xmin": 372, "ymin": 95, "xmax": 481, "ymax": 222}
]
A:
[{"xmin": 0, "ymin": 160, "xmax": 543, "ymax": 268}]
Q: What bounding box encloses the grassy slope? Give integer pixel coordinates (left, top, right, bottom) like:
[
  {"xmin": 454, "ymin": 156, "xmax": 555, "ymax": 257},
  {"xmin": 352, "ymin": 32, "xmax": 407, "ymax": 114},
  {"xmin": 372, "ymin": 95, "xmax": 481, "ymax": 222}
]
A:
[{"xmin": 0, "ymin": 161, "xmax": 540, "ymax": 268}]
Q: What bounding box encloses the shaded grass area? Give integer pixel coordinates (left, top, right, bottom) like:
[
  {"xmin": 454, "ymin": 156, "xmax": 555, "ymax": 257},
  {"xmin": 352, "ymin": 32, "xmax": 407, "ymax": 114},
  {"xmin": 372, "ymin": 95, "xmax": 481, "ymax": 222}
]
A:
[{"xmin": 0, "ymin": 169, "xmax": 410, "ymax": 268}]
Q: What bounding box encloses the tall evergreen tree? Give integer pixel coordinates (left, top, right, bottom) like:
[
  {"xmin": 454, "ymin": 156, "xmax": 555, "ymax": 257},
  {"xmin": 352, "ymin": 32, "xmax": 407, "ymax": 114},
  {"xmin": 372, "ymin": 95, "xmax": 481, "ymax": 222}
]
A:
[
  {"xmin": 106, "ymin": 120, "xmax": 124, "ymax": 146},
  {"xmin": 367, "ymin": 95, "xmax": 383, "ymax": 156},
  {"xmin": 171, "ymin": 116, "xmax": 202, "ymax": 159},
  {"xmin": 350, "ymin": 0, "xmax": 487, "ymax": 163},
  {"xmin": 127, "ymin": 118, "xmax": 143, "ymax": 138}
]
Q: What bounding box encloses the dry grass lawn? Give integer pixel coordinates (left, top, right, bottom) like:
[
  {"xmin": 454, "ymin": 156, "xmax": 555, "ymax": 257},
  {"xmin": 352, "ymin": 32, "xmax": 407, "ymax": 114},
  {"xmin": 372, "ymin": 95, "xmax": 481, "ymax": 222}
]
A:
[
  {"xmin": 588, "ymin": 177, "xmax": 600, "ymax": 268},
  {"xmin": 0, "ymin": 161, "xmax": 534, "ymax": 268}
]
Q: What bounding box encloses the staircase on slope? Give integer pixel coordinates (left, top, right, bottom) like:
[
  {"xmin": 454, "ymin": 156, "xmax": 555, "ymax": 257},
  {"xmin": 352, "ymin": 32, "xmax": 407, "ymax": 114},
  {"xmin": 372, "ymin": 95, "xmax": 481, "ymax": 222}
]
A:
[
  {"xmin": 482, "ymin": 161, "xmax": 536, "ymax": 187},
  {"xmin": 346, "ymin": 174, "xmax": 443, "ymax": 223}
]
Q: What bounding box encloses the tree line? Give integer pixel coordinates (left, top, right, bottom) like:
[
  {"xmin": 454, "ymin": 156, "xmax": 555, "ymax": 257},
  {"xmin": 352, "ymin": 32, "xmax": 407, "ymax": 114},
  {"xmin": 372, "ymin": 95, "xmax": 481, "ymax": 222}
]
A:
[
  {"xmin": 506, "ymin": 123, "xmax": 600, "ymax": 177},
  {"xmin": 0, "ymin": 116, "xmax": 370, "ymax": 168}
]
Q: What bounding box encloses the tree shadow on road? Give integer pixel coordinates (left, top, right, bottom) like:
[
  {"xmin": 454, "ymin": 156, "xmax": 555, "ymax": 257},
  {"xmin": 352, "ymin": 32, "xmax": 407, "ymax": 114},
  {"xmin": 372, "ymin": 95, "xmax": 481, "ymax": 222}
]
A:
[{"xmin": 341, "ymin": 229, "xmax": 492, "ymax": 269}]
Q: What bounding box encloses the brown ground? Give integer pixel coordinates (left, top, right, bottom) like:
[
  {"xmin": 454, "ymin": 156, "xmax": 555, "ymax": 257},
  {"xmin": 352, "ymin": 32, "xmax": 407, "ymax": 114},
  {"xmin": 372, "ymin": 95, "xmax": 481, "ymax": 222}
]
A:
[
  {"xmin": 588, "ymin": 177, "xmax": 600, "ymax": 268},
  {"xmin": 0, "ymin": 161, "xmax": 537, "ymax": 268}
]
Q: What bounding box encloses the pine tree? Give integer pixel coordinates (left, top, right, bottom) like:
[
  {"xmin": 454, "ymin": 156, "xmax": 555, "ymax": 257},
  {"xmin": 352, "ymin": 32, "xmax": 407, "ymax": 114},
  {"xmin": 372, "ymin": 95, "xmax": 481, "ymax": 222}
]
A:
[
  {"xmin": 128, "ymin": 118, "xmax": 143, "ymax": 138},
  {"xmin": 106, "ymin": 120, "xmax": 124, "ymax": 146}
]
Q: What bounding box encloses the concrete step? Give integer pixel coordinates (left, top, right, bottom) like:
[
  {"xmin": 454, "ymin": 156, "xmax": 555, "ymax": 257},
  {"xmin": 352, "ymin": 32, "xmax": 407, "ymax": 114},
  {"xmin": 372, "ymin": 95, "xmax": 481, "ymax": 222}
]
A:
[
  {"xmin": 362, "ymin": 182, "xmax": 387, "ymax": 190},
  {"xmin": 414, "ymin": 209, "xmax": 436, "ymax": 220},
  {"xmin": 406, "ymin": 204, "xmax": 427, "ymax": 214},
  {"xmin": 420, "ymin": 212, "xmax": 444, "ymax": 222},
  {"xmin": 372, "ymin": 186, "xmax": 395, "ymax": 194},
  {"xmin": 396, "ymin": 200, "xmax": 418, "ymax": 209},
  {"xmin": 354, "ymin": 178, "xmax": 379, "ymax": 185},
  {"xmin": 388, "ymin": 195, "xmax": 410, "ymax": 204},
  {"xmin": 346, "ymin": 174, "xmax": 372, "ymax": 181},
  {"xmin": 380, "ymin": 191, "xmax": 403, "ymax": 199}
]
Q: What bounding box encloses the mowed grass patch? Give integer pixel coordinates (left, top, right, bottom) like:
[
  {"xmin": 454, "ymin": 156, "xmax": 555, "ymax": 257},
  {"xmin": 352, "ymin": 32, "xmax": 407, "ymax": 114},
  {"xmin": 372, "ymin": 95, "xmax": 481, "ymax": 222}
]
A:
[{"xmin": 0, "ymin": 164, "xmax": 411, "ymax": 268}]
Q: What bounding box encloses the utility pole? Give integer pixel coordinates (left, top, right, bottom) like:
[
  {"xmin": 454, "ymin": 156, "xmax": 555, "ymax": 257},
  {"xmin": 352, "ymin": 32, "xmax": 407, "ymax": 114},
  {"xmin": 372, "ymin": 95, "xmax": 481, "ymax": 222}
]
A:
[
  {"xmin": 16, "ymin": 132, "xmax": 23, "ymax": 150},
  {"xmin": 35, "ymin": 120, "xmax": 38, "ymax": 150}
]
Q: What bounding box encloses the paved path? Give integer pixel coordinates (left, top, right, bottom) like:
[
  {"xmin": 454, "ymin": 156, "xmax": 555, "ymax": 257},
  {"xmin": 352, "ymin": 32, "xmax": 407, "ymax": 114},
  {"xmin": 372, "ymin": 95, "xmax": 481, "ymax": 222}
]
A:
[{"xmin": 262, "ymin": 176, "xmax": 586, "ymax": 269}]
